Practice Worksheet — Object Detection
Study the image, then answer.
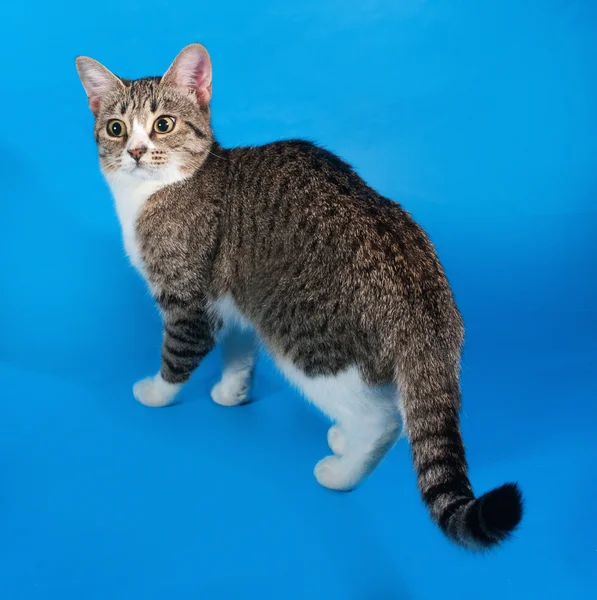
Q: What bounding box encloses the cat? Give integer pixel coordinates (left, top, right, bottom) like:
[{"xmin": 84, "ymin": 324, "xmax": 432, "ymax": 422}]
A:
[{"xmin": 76, "ymin": 43, "xmax": 523, "ymax": 550}]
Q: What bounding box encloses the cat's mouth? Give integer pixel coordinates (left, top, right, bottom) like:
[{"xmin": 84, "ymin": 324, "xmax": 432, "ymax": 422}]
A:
[
  {"xmin": 126, "ymin": 162, "xmax": 158, "ymax": 178},
  {"xmin": 120, "ymin": 157, "xmax": 175, "ymax": 182}
]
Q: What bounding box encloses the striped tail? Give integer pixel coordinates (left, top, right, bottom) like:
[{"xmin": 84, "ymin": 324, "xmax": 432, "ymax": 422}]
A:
[{"xmin": 398, "ymin": 354, "xmax": 523, "ymax": 550}]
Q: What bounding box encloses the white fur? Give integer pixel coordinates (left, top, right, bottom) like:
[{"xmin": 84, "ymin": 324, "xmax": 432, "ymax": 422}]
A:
[
  {"xmin": 105, "ymin": 173, "xmax": 164, "ymax": 272},
  {"xmin": 277, "ymin": 358, "xmax": 401, "ymax": 490},
  {"xmin": 101, "ymin": 120, "xmax": 189, "ymax": 406},
  {"xmin": 208, "ymin": 294, "xmax": 253, "ymax": 331},
  {"xmin": 133, "ymin": 373, "xmax": 182, "ymax": 408},
  {"xmin": 127, "ymin": 119, "xmax": 156, "ymax": 153},
  {"xmin": 208, "ymin": 294, "xmax": 257, "ymax": 406},
  {"xmin": 207, "ymin": 294, "xmax": 402, "ymax": 490},
  {"xmin": 211, "ymin": 327, "xmax": 257, "ymax": 407},
  {"xmin": 104, "ymin": 143, "xmax": 185, "ymax": 274}
]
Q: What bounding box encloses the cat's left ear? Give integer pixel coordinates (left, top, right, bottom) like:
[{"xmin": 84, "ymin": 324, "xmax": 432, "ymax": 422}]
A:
[
  {"xmin": 161, "ymin": 44, "xmax": 212, "ymax": 106},
  {"xmin": 76, "ymin": 57, "xmax": 125, "ymax": 116}
]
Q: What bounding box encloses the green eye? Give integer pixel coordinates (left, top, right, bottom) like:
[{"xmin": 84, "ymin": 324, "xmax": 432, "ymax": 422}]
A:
[
  {"xmin": 107, "ymin": 119, "xmax": 126, "ymax": 137},
  {"xmin": 153, "ymin": 116, "xmax": 175, "ymax": 134}
]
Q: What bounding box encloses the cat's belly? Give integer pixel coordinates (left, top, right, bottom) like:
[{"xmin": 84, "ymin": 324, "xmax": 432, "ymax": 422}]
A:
[
  {"xmin": 208, "ymin": 294, "xmax": 398, "ymax": 421},
  {"xmin": 208, "ymin": 293, "xmax": 253, "ymax": 331}
]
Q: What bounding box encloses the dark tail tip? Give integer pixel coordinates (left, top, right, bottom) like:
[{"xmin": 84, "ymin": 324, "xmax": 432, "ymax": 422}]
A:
[{"xmin": 467, "ymin": 482, "xmax": 524, "ymax": 549}]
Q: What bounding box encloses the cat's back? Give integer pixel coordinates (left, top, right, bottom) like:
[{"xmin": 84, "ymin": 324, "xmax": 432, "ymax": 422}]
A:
[
  {"xmin": 221, "ymin": 139, "xmax": 446, "ymax": 307},
  {"xmin": 225, "ymin": 139, "xmax": 435, "ymax": 268},
  {"xmin": 218, "ymin": 139, "xmax": 455, "ymax": 382},
  {"xmin": 228, "ymin": 139, "xmax": 388, "ymax": 212}
]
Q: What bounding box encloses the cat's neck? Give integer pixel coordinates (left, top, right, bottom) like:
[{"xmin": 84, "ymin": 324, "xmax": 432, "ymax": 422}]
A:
[
  {"xmin": 104, "ymin": 141, "xmax": 229, "ymax": 274},
  {"xmin": 105, "ymin": 174, "xmax": 177, "ymax": 272}
]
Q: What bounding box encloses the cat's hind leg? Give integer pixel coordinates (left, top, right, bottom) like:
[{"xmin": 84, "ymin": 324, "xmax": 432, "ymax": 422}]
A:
[
  {"xmin": 327, "ymin": 424, "xmax": 348, "ymax": 455},
  {"xmin": 315, "ymin": 398, "xmax": 400, "ymax": 491},
  {"xmin": 278, "ymin": 362, "xmax": 401, "ymax": 491},
  {"xmin": 211, "ymin": 327, "xmax": 257, "ymax": 407}
]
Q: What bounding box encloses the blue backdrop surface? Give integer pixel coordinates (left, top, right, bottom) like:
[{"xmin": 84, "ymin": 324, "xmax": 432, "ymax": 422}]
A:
[{"xmin": 0, "ymin": 1, "xmax": 595, "ymax": 598}]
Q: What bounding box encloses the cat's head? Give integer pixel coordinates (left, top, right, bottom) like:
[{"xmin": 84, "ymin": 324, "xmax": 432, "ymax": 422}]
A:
[{"xmin": 76, "ymin": 44, "xmax": 213, "ymax": 184}]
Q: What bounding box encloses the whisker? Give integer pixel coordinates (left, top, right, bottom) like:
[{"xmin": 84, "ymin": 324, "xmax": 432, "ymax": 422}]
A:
[{"xmin": 207, "ymin": 149, "xmax": 227, "ymax": 161}]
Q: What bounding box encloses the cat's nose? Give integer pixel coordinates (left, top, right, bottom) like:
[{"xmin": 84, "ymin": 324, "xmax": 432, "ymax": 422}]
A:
[{"xmin": 128, "ymin": 145, "xmax": 147, "ymax": 161}]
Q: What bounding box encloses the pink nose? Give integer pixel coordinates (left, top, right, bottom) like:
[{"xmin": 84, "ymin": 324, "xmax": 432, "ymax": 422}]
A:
[{"xmin": 128, "ymin": 146, "xmax": 147, "ymax": 161}]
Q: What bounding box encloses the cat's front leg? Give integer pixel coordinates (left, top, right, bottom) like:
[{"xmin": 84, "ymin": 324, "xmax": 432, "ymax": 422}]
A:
[
  {"xmin": 133, "ymin": 374, "xmax": 182, "ymax": 408},
  {"xmin": 134, "ymin": 305, "xmax": 215, "ymax": 408},
  {"xmin": 211, "ymin": 327, "xmax": 257, "ymax": 407}
]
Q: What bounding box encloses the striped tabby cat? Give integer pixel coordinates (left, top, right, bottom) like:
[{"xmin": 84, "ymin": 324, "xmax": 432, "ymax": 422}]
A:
[{"xmin": 76, "ymin": 44, "xmax": 523, "ymax": 550}]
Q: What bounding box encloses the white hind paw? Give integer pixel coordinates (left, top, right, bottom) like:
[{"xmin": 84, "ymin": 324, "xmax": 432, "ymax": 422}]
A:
[
  {"xmin": 314, "ymin": 456, "xmax": 359, "ymax": 492},
  {"xmin": 327, "ymin": 425, "xmax": 347, "ymax": 455},
  {"xmin": 211, "ymin": 378, "xmax": 250, "ymax": 407}
]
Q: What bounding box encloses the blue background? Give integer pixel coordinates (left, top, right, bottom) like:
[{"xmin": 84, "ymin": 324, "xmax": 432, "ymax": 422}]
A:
[{"xmin": 1, "ymin": 1, "xmax": 595, "ymax": 598}]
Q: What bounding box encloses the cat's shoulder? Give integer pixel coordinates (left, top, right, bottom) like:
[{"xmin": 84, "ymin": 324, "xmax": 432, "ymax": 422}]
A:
[{"xmin": 240, "ymin": 138, "xmax": 356, "ymax": 175}]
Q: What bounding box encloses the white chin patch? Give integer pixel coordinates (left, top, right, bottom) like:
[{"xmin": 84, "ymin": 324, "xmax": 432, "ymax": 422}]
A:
[
  {"xmin": 128, "ymin": 165, "xmax": 157, "ymax": 180},
  {"xmin": 118, "ymin": 153, "xmax": 182, "ymax": 184}
]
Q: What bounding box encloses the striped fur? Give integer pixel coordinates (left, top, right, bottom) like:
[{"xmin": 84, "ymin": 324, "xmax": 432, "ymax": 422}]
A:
[{"xmin": 76, "ymin": 44, "xmax": 523, "ymax": 551}]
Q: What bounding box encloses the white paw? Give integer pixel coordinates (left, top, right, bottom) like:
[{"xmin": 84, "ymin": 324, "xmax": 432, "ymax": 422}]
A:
[
  {"xmin": 327, "ymin": 425, "xmax": 347, "ymax": 455},
  {"xmin": 314, "ymin": 456, "xmax": 358, "ymax": 492},
  {"xmin": 210, "ymin": 378, "xmax": 250, "ymax": 407},
  {"xmin": 133, "ymin": 375, "xmax": 181, "ymax": 408}
]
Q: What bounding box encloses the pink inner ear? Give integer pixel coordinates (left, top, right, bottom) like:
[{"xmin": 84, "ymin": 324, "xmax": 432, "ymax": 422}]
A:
[
  {"xmin": 169, "ymin": 47, "xmax": 212, "ymax": 105},
  {"xmin": 77, "ymin": 58, "xmax": 122, "ymax": 116},
  {"xmin": 89, "ymin": 96, "xmax": 102, "ymax": 115}
]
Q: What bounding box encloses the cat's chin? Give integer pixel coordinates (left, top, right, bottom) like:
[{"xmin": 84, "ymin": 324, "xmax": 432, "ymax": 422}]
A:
[
  {"xmin": 110, "ymin": 164, "xmax": 167, "ymax": 183},
  {"xmin": 103, "ymin": 164, "xmax": 186, "ymax": 189},
  {"xmin": 126, "ymin": 165, "xmax": 159, "ymax": 180}
]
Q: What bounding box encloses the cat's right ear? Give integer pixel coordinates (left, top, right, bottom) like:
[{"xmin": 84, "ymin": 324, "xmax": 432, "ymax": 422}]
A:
[{"xmin": 75, "ymin": 57, "xmax": 124, "ymax": 116}]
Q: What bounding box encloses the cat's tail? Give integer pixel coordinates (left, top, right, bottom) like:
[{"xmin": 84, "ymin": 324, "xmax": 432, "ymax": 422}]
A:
[{"xmin": 396, "ymin": 340, "xmax": 523, "ymax": 551}]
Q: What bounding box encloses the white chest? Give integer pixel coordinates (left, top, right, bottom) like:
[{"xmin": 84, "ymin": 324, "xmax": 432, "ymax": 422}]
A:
[{"xmin": 105, "ymin": 175, "xmax": 166, "ymax": 274}]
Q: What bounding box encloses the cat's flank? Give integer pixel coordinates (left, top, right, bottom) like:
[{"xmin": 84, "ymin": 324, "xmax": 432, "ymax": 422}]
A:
[{"xmin": 76, "ymin": 44, "xmax": 523, "ymax": 550}]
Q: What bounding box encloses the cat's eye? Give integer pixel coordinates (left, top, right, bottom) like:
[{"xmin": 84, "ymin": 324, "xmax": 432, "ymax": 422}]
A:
[
  {"xmin": 106, "ymin": 119, "xmax": 126, "ymax": 138},
  {"xmin": 153, "ymin": 116, "xmax": 176, "ymax": 134}
]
